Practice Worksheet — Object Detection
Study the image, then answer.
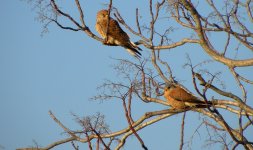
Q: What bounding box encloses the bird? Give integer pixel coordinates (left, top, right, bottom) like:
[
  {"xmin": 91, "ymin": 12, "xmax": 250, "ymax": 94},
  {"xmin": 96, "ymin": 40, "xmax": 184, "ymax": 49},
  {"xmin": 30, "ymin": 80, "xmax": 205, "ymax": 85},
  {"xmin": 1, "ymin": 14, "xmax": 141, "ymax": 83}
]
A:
[
  {"xmin": 164, "ymin": 83, "xmax": 213, "ymax": 109},
  {"xmin": 95, "ymin": 9, "xmax": 142, "ymax": 58}
]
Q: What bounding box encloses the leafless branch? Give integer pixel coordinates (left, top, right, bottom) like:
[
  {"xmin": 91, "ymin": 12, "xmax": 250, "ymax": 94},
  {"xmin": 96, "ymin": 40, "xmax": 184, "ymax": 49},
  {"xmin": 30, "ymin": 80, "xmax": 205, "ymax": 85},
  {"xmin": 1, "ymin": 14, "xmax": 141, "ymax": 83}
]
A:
[
  {"xmin": 21, "ymin": 1, "xmax": 253, "ymax": 149},
  {"xmin": 179, "ymin": 112, "xmax": 186, "ymax": 150}
]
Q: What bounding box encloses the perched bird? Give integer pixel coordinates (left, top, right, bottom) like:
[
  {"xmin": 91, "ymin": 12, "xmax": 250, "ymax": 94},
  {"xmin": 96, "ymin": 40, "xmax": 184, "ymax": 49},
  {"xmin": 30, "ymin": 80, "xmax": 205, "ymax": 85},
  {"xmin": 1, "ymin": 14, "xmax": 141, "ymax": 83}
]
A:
[
  {"xmin": 164, "ymin": 83, "xmax": 212, "ymax": 109},
  {"xmin": 95, "ymin": 9, "xmax": 142, "ymax": 58}
]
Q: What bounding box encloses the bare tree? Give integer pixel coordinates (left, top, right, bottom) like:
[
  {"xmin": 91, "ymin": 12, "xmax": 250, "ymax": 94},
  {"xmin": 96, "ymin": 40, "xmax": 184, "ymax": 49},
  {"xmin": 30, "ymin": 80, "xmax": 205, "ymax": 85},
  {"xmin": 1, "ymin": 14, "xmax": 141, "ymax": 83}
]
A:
[{"xmin": 19, "ymin": 0, "xmax": 253, "ymax": 150}]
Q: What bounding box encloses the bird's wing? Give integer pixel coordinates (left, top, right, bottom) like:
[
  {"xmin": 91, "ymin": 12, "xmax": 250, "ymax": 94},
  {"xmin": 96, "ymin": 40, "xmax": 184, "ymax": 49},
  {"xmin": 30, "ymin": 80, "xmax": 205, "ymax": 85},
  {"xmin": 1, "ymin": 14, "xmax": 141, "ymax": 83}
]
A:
[
  {"xmin": 110, "ymin": 19, "xmax": 142, "ymax": 57},
  {"xmin": 108, "ymin": 19, "xmax": 130, "ymax": 41},
  {"xmin": 169, "ymin": 87, "xmax": 205, "ymax": 104},
  {"xmin": 97, "ymin": 17, "xmax": 141, "ymax": 57}
]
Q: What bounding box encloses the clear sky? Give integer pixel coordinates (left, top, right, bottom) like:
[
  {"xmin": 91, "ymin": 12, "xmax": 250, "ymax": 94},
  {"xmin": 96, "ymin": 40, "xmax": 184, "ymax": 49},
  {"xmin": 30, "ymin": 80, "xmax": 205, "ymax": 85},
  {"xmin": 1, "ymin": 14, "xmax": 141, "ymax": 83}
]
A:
[{"xmin": 0, "ymin": 1, "xmax": 252, "ymax": 150}]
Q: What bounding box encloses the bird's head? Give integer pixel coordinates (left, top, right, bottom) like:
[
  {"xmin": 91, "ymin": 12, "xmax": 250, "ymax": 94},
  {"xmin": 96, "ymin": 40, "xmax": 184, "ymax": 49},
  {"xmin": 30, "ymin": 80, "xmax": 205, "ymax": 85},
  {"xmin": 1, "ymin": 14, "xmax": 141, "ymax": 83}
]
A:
[
  {"xmin": 164, "ymin": 82, "xmax": 176, "ymax": 92},
  {"xmin": 97, "ymin": 10, "xmax": 110, "ymax": 20}
]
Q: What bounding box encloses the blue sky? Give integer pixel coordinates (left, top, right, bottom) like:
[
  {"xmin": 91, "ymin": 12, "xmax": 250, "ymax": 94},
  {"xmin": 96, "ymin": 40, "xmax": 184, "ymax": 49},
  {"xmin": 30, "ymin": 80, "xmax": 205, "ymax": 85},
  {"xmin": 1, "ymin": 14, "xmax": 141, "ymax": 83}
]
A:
[{"xmin": 0, "ymin": 1, "xmax": 252, "ymax": 150}]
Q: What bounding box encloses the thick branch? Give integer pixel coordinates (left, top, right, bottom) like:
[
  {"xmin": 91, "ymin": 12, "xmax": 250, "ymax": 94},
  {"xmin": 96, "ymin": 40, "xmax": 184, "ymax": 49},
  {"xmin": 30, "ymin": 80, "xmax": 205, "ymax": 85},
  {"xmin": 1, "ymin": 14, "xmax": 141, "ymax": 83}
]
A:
[{"xmin": 180, "ymin": 0, "xmax": 253, "ymax": 67}]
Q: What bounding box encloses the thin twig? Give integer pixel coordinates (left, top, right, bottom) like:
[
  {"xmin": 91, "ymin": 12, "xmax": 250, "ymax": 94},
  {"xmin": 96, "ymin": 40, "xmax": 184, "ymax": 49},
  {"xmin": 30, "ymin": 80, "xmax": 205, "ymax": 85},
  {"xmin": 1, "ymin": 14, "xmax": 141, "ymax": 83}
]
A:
[{"xmin": 179, "ymin": 112, "xmax": 186, "ymax": 150}]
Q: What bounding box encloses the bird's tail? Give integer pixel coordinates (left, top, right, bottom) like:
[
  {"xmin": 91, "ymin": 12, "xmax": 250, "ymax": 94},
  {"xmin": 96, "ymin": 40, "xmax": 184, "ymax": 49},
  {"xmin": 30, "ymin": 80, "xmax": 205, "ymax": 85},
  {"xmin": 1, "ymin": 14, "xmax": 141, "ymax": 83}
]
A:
[
  {"xmin": 126, "ymin": 48, "xmax": 142, "ymax": 58},
  {"xmin": 124, "ymin": 41, "xmax": 142, "ymax": 58},
  {"xmin": 193, "ymin": 100, "xmax": 218, "ymax": 108},
  {"xmin": 130, "ymin": 41, "xmax": 142, "ymax": 51}
]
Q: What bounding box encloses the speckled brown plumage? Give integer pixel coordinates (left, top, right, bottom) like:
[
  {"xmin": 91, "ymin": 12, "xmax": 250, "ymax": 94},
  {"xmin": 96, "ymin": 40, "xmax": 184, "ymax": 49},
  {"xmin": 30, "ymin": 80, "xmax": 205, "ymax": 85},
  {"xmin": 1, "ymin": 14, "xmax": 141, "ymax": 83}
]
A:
[
  {"xmin": 95, "ymin": 10, "xmax": 141, "ymax": 58},
  {"xmin": 164, "ymin": 83, "xmax": 211, "ymax": 109}
]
